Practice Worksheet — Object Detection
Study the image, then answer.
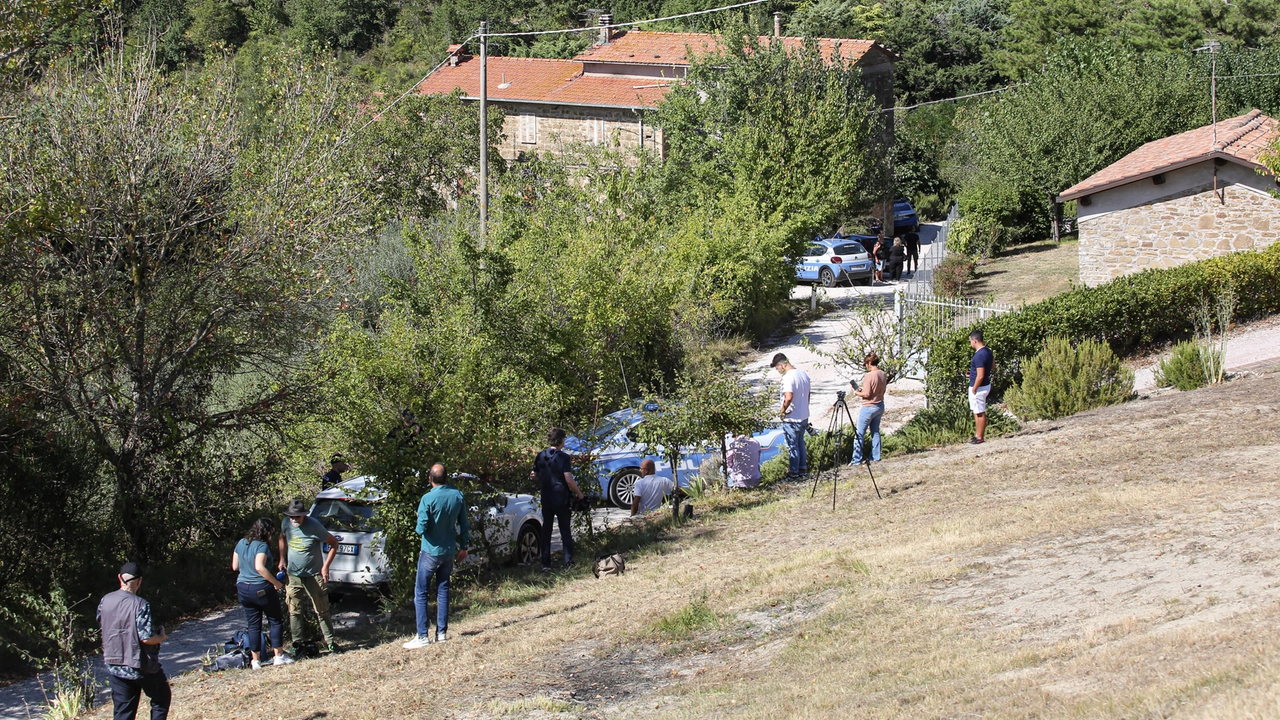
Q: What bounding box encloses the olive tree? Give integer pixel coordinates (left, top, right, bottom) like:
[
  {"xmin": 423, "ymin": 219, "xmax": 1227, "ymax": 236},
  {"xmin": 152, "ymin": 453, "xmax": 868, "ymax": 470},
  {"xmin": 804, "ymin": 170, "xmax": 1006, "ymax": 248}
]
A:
[{"xmin": 0, "ymin": 48, "xmax": 380, "ymax": 563}]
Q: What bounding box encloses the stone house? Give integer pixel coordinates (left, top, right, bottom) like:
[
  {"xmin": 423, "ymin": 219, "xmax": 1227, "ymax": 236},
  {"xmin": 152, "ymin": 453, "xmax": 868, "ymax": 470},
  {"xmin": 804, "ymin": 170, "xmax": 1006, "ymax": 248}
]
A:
[
  {"xmin": 1058, "ymin": 110, "xmax": 1280, "ymax": 286},
  {"xmin": 415, "ymin": 27, "xmax": 898, "ymax": 161}
]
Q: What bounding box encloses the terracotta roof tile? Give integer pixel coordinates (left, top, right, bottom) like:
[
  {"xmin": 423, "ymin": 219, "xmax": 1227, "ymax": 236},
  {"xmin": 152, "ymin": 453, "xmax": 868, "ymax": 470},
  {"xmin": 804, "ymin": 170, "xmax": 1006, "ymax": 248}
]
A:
[
  {"xmin": 416, "ymin": 55, "xmax": 675, "ymax": 109},
  {"xmin": 1059, "ymin": 110, "xmax": 1279, "ymax": 201},
  {"xmin": 573, "ymin": 31, "xmax": 894, "ymax": 66}
]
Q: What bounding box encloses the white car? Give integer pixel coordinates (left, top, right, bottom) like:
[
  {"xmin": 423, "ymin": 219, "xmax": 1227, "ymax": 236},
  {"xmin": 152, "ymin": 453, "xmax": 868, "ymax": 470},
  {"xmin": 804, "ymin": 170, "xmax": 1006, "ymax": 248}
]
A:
[{"xmin": 309, "ymin": 475, "xmax": 544, "ymax": 593}]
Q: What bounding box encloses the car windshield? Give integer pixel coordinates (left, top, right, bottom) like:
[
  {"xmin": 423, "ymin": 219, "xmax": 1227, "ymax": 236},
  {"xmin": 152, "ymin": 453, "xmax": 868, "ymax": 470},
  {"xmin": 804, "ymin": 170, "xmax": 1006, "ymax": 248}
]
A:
[
  {"xmin": 835, "ymin": 242, "xmax": 867, "ymax": 255},
  {"xmin": 311, "ymin": 499, "xmax": 377, "ymax": 532},
  {"xmin": 803, "ymin": 244, "xmax": 827, "ymax": 258}
]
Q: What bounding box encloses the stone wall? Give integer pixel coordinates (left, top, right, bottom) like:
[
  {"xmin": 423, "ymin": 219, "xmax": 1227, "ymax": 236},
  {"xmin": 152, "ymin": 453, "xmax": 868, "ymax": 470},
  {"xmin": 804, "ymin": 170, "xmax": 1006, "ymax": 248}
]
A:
[
  {"xmin": 495, "ymin": 102, "xmax": 661, "ymax": 161},
  {"xmin": 1079, "ymin": 181, "xmax": 1280, "ymax": 286}
]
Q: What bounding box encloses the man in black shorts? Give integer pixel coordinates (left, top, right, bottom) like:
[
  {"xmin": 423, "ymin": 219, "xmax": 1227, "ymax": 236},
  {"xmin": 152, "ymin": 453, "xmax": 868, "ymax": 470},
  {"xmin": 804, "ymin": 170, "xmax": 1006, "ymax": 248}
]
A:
[{"xmin": 903, "ymin": 231, "xmax": 920, "ymax": 274}]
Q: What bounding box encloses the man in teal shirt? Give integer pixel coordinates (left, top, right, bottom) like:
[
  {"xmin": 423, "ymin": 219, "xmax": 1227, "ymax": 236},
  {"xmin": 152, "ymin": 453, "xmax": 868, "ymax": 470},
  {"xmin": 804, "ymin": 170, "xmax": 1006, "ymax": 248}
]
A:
[{"xmin": 403, "ymin": 464, "xmax": 470, "ymax": 649}]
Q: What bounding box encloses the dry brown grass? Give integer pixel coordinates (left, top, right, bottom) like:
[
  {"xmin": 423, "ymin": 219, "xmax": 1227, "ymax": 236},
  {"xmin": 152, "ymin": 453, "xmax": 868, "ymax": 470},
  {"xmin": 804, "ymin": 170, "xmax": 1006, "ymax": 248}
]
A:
[
  {"xmin": 120, "ymin": 367, "xmax": 1280, "ymax": 719},
  {"xmin": 968, "ymin": 239, "xmax": 1079, "ymax": 306}
]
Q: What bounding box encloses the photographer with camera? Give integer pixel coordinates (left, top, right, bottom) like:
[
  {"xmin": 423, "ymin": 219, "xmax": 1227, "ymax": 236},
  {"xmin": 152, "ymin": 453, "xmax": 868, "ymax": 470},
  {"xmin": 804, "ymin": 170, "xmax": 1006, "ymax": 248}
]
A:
[{"xmin": 849, "ymin": 352, "xmax": 888, "ymax": 466}]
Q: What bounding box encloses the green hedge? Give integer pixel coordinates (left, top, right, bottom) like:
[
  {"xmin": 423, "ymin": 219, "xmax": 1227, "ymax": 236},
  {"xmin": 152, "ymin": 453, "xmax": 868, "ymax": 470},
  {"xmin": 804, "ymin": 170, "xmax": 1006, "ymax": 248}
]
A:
[{"xmin": 926, "ymin": 243, "xmax": 1280, "ymax": 405}]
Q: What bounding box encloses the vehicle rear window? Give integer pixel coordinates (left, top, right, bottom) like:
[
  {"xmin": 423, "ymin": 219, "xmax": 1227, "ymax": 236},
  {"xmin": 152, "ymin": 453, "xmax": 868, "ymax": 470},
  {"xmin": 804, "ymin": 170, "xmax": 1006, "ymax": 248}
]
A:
[
  {"xmin": 894, "ymin": 201, "xmax": 913, "ymax": 212},
  {"xmin": 311, "ymin": 499, "xmax": 376, "ymax": 532},
  {"xmin": 835, "ymin": 243, "xmax": 866, "ymax": 255},
  {"xmin": 803, "ymin": 244, "xmax": 827, "ymax": 258}
]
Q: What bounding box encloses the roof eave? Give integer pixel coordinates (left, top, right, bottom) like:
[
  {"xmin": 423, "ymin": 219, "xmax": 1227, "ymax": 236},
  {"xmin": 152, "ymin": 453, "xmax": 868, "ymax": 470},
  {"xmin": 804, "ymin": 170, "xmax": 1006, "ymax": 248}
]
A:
[
  {"xmin": 1056, "ymin": 151, "xmax": 1272, "ymax": 203},
  {"xmin": 457, "ymin": 94, "xmax": 661, "ymax": 111}
]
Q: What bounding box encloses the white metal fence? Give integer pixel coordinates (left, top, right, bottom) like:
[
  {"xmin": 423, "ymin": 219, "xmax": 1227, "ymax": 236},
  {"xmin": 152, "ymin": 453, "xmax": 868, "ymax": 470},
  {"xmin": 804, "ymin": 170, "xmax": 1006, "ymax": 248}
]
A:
[{"xmin": 903, "ymin": 204, "xmax": 958, "ymax": 296}]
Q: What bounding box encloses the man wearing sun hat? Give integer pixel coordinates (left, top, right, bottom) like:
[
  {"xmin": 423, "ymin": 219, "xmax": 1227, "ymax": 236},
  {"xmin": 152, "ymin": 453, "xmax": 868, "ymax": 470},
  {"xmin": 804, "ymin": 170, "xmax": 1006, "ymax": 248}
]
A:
[
  {"xmin": 97, "ymin": 561, "xmax": 171, "ymax": 720},
  {"xmin": 278, "ymin": 498, "xmax": 341, "ymax": 654}
]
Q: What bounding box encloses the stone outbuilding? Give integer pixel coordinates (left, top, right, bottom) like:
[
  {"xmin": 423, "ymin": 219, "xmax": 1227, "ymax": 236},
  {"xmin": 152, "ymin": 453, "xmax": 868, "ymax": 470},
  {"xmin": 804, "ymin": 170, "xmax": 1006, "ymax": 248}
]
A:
[
  {"xmin": 416, "ymin": 27, "xmax": 897, "ymax": 161},
  {"xmin": 1058, "ymin": 110, "xmax": 1280, "ymax": 286}
]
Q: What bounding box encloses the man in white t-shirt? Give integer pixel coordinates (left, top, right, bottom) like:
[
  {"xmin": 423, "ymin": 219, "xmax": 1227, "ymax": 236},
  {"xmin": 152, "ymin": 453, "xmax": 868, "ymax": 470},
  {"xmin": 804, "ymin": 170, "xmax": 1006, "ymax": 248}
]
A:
[
  {"xmin": 630, "ymin": 459, "xmax": 675, "ymax": 516},
  {"xmin": 772, "ymin": 353, "xmax": 811, "ymax": 480}
]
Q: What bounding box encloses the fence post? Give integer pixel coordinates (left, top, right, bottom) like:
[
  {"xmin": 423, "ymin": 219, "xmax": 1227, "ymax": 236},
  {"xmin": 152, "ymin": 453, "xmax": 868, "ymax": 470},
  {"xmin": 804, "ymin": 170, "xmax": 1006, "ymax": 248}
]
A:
[{"xmin": 893, "ymin": 289, "xmax": 904, "ymax": 360}]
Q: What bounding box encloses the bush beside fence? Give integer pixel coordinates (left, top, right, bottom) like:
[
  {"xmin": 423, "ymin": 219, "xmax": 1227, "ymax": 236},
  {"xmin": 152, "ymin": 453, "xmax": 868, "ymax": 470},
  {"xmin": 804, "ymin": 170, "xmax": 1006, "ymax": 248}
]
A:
[{"xmin": 925, "ymin": 243, "xmax": 1280, "ymax": 405}]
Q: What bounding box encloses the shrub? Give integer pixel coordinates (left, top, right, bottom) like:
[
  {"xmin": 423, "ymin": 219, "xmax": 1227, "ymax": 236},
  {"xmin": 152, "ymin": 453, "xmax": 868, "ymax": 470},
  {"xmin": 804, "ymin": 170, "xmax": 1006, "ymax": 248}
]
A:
[
  {"xmin": 1005, "ymin": 337, "xmax": 1134, "ymax": 420},
  {"xmin": 933, "ymin": 253, "xmax": 976, "ymax": 297},
  {"xmin": 947, "ymin": 215, "xmax": 1007, "ymax": 259},
  {"xmin": 913, "ymin": 192, "xmax": 948, "ymax": 221},
  {"xmin": 1156, "ymin": 340, "xmax": 1218, "ymax": 391},
  {"xmin": 882, "ymin": 400, "xmax": 1019, "ymax": 455},
  {"xmin": 926, "ymin": 243, "xmax": 1280, "ymax": 406}
]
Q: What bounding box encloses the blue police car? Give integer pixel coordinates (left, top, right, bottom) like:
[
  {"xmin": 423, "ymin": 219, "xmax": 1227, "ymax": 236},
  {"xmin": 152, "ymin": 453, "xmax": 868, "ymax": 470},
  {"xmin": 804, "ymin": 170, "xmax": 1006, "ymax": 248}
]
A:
[{"xmin": 795, "ymin": 237, "xmax": 875, "ymax": 287}]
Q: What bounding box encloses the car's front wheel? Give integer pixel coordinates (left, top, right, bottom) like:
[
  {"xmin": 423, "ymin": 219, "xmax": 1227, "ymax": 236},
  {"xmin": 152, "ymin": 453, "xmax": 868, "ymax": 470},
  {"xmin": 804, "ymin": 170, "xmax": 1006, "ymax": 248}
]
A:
[
  {"xmin": 609, "ymin": 468, "xmax": 641, "ymax": 509},
  {"xmin": 819, "ymin": 267, "xmax": 837, "ymax": 287},
  {"xmin": 514, "ymin": 522, "xmax": 540, "ymax": 566}
]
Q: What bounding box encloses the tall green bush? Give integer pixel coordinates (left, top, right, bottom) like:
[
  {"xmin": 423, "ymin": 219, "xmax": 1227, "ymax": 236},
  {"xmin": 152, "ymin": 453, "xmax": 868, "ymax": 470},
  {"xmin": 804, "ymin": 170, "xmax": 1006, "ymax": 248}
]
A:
[
  {"xmin": 925, "ymin": 243, "xmax": 1280, "ymax": 406},
  {"xmin": 1005, "ymin": 337, "xmax": 1133, "ymax": 420}
]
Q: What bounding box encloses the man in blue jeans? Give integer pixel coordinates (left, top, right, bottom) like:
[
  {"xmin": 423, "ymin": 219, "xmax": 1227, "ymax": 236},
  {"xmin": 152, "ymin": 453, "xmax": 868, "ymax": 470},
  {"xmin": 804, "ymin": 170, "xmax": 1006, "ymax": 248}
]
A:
[
  {"xmin": 403, "ymin": 463, "xmax": 470, "ymax": 649},
  {"xmin": 534, "ymin": 427, "xmax": 586, "ymax": 570},
  {"xmin": 772, "ymin": 353, "xmax": 812, "ymax": 480},
  {"xmin": 850, "ymin": 352, "xmax": 888, "ymax": 466}
]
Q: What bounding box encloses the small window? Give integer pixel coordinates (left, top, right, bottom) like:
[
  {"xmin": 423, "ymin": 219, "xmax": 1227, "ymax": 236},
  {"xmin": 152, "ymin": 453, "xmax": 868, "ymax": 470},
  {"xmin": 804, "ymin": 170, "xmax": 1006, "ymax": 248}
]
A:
[
  {"xmin": 590, "ymin": 118, "xmax": 606, "ymax": 145},
  {"xmin": 520, "ymin": 114, "xmax": 537, "ymax": 144}
]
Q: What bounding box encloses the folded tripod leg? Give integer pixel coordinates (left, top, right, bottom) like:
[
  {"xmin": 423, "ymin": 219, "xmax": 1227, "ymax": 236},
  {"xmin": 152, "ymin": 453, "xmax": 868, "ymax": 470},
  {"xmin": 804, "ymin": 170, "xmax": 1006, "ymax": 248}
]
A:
[{"xmin": 864, "ymin": 459, "xmax": 882, "ymax": 499}]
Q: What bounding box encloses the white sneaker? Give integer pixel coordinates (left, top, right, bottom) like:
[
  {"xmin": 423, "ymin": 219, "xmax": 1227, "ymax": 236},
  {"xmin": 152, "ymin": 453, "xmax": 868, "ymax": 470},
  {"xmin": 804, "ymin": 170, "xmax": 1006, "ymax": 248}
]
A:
[
  {"xmin": 435, "ymin": 632, "xmax": 447, "ymax": 643},
  {"xmin": 250, "ymin": 659, "xmax": 262, "ymax": 670},
  {"xmin": 272, "ymin": 654, "xmax": 295, "ymax": 666},
  {"xmin": 402, "ymin": 635, "xmax": 431, "ymax": 650}
]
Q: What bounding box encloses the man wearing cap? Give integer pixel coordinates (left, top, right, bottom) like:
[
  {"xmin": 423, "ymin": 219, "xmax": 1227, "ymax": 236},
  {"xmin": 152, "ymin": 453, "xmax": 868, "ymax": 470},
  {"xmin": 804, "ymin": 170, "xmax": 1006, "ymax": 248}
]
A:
[
  {"xmin": 278, "ymin": 499, "xmax": 340, "ymax": 654},
  {"xmin": 771, "ymin": 353, "xmax": 812, "ymax": 480},
  {"xmin": 321, "ymin": 453, "xmax": 348, "ymax": 489},
  {"xmin": 97, "ymin": 562, "xmax": 170, "ymax": 720}
]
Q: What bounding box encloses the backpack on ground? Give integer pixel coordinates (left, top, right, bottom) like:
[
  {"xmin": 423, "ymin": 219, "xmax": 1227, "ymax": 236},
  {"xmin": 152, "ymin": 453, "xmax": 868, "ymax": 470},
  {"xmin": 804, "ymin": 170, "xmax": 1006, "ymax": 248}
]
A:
[
  {"xmin": 592, "ymin": 553, "xmax": 626, "ymax": 578},
  {"xmin": 203, "ymin": 647, "xmax": 248, "ymax": 672}
]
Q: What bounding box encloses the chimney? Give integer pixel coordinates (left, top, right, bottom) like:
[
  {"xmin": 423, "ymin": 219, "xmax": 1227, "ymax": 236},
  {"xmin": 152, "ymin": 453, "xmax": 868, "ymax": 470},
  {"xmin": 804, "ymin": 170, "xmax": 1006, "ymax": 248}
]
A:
[
  {"xmin": 773, "ymin": 12, "xmax": 782, "ymax": 37},
  {"xmin": 447, "ymin": 43, "xmax": 469, "ymax": 66},
  {"xmin": 599, "ymin": 13, "xmax": 613, "ymax": 45}
]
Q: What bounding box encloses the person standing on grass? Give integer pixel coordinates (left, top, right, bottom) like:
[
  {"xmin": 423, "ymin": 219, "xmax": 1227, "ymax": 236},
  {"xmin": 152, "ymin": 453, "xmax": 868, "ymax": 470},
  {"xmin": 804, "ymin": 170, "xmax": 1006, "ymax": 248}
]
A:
[
  {"xmin": 403, "ymin": 463, "xmax": 470, "ymax": 649},
  {"xmin": 772, "ymin": 353, "xmax": 812, "ymax": 481},
  {"xmin": 631, "ymin": 459, "xmax": 676, "ymax": 516},
  {"xmin": 278, "ymin": 499, "xmax": 340, "ymax": 655},
  {"xmin": 968, "ymin": 329, "xmax": 994, "ymax": 445},
  {"xmin": 888, "ymin": 237, "xmax": 906, "ymax": 283},
  {"xmin": 231, "ymin": 518, "xmax": 293, "ymax": 669},
  {"xmin": 98, "ymin": 562, "xmax": 171, "ymax": 720},
  {"xmin": 849, "ymin": 353, "xmax": 888, "ymax": 466},
  {"xmin": 534, "ymin": 428, "xmax": 586, "ymax": 570},
  {"xmin": 903, "ymin": 231, "xmax": 920, "ymax": 274}
]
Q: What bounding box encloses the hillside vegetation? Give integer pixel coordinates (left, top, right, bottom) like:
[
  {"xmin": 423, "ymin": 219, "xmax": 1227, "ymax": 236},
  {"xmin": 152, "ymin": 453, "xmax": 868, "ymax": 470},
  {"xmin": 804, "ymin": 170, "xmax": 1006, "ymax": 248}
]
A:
[{"xmin": 129, "ymin": 367, "xmax": 1280, "ymax": 719}]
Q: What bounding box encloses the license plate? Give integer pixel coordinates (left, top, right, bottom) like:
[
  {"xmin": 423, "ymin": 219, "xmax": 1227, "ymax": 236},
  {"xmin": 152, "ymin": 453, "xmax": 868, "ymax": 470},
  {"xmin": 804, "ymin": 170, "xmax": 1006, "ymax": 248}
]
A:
[{"xmin": 337, "ymin": 543, "xmax": 359, "ymax": 555}]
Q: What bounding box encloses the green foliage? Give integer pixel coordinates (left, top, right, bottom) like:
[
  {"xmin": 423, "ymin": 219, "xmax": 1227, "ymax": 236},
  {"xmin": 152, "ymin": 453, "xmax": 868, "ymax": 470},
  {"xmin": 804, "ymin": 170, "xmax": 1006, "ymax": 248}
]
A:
[
  {"xmin": 926, "ymin": 243, "xmax": 1280, "ymax": 406},
  {"xmin": 282, "ymin": 0, "xmax": 395, "ymax": 51},
  {"xmin": 893, "ymin": 104, "xmax": 957, "ymax": 205},
  {"xmin": 652, "ymin": 592, "xmax": 717, "ymax": 640},
  {"xmin": 1005, "ymin": 336, "xmax": 1134, "ymax": 420},
  {"xmin": 1156, "ymin": 340, "xmax": 1215, "ymax": 391},
  {"xmin": 933, "ymin": 252, "xmax": 976, "ymax": 297},
  {"xmin": 879, "ymin": 0, "xmax": 1012, "ymax": 103},
  {"xmin": 946, "ymin": 216, "xmax": 1005, "ymax": 258},
  {"xmin": 882, "ymin": 399, "xmax": 1018, "ymax": 454}
]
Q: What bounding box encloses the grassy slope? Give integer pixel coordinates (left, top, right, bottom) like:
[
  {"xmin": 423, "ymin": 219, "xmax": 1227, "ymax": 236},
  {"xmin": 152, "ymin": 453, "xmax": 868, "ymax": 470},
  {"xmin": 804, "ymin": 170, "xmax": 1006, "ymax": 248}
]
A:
[
  {"xmin": 137, "ymin": 367, "xmax": 1280, "ymax": 720},
  {"xmin": 968, "ymin": 239, "xmax": 1080, "ymax": 306}
]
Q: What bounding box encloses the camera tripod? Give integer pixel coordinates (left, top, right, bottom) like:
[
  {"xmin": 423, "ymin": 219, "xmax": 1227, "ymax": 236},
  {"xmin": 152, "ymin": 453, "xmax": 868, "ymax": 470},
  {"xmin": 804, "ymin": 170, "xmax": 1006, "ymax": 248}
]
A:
[{"xmin": 810, "ymin": 390, "xmax": 882, "ymax": 509}]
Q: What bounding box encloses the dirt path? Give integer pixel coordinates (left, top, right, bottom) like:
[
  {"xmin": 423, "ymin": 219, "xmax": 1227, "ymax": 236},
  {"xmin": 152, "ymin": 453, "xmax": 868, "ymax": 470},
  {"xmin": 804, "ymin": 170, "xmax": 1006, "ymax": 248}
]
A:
[{"xmin": 1134, "ymin": 315, "xmax": 1280, "ymax": 391}]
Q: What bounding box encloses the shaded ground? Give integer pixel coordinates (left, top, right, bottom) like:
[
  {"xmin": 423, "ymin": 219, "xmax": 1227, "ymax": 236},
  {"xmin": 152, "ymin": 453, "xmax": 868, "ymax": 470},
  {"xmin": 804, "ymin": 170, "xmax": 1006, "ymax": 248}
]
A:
[
  {"xmin": 91, "ymin": 364, "xmax": 1280, "ymax": 719},
  {"xmin": 967, "ymin": 238, "xmax": 1079, "ymax": 306}
]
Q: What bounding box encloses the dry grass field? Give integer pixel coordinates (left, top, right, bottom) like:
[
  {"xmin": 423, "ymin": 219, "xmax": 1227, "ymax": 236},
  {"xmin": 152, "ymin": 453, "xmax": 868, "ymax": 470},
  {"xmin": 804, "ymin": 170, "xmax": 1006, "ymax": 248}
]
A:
[
  {"xmin": 967, "ymin": 239, "xmax": 1080, "ymax": 306},
  {"xmin": 127, "ymin": 367, "xmax": 1280, "ymax": 720}
]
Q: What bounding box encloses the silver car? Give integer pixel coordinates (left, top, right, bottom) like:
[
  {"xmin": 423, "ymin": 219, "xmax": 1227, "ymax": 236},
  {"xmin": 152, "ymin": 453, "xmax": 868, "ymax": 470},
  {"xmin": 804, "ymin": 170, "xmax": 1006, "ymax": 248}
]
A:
[{"xmin": 309, "ymin": 476, "xmax": 544, "ymax": 594}]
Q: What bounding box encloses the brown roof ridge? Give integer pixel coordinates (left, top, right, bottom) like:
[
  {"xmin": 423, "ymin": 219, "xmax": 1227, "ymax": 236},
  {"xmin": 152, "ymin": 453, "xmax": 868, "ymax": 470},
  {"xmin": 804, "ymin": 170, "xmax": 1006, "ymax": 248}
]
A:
[{"xmin": 1214, "ymin": 109, "xmax": 1265, "ymax": 152}]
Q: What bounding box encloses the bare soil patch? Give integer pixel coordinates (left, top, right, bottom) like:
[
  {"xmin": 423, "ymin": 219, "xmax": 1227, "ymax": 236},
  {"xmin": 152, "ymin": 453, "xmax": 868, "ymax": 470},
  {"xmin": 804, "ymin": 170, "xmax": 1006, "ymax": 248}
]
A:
[{"xmin": 105, "ymin": 366, "xmax": 1280, "ymax": 720}]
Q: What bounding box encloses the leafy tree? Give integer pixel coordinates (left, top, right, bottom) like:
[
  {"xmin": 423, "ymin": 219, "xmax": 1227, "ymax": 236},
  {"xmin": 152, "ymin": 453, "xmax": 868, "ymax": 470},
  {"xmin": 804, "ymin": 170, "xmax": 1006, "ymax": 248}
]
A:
[
  {"xmin": 0, "ymin": 48, "xmax": 380, "ymax": 562},
  {"xmin": 880, "ymin": 0, "xmax": 1012, "ymax": 102},
  {"xmin": 282, "ymin": 0, "xmax": 396, "ymax": 51}
]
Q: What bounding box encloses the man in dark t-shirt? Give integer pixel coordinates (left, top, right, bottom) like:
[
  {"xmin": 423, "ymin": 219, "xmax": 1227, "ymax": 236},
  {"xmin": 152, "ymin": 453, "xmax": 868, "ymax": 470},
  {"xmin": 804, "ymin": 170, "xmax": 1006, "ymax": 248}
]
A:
[
  {"xmin": 321, "ymin": 453, "xmax": 347, "ymax": 489},
  {"xmin": 903, "ymin": 231, "xmax": 920, "ymax": 273},
  {"xmin": 968, "ymin": 330, "xmax": 995, "ymax": 445},
  {"xmin": 533, "ymin": 427, "xmax": 585, "ymax": 570}
]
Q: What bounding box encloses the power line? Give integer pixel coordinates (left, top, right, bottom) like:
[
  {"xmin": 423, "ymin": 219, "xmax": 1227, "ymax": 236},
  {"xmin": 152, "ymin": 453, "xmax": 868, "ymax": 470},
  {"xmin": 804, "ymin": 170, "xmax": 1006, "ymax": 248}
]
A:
[
  {"xmin": 483, "ymin": 0, "xmax": 771, "ymax": 38},
  {"xmin": 352, "ymin": 32, "xmax": 480, "ymax": 136},
  {"xmin": 884, "ymin": 84, "xmax": 1025, "ymax": 113}
]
